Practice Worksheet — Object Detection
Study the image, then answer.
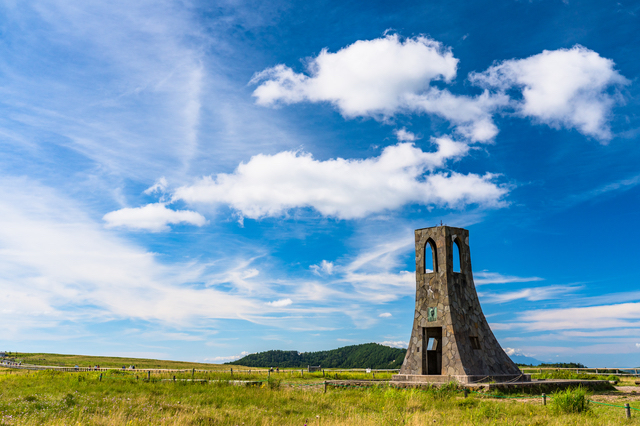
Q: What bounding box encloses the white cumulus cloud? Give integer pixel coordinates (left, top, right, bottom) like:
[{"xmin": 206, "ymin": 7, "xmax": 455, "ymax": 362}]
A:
[
  {"xmin": 251, "ymin": 35, "xmax": 503, "ymax": 142},
  {"xmin": 103, "ymin": 203, "xmax": 207, "ymax": 232},
  {"xmin": 379, "ymin": 312, "xmax": 392, "ymax": 318},
  {"xmin": 310, "ymin": 260, "xmax": 334, "ymax": 275},
  {"xmin": 251, "ymin": 34, "xmax": 457, "ymax": 117},
  {"xmin": 404, "ymin": 89, "xmax": 508, "ymax": 142},
  {"xmin": 471, "ymin": 45, "xmax": 629, "ymax": 141},
  {"xmin": 266, "ymin": 298, "xmax": 293, "ymax": 307},
  {"xmin": 395, "ymin": 128, "xmax": 418, "ymax": 142},
  {"xmin": 173, "ymin": 140, "xmax": 508, "ymax": 219},
  {"xmin": 503, "ymin": 347, "xmax": 518, "ymax": 356}
]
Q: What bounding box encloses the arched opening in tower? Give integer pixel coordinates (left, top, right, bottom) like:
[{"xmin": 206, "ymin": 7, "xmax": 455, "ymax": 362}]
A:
[
  {"xmin": 425, "ymin": 238, "xmax": 437, "ymax": 273},
  {"xmin": 452, "ymin": 239, "xmax": 461, "ymax": 273}
]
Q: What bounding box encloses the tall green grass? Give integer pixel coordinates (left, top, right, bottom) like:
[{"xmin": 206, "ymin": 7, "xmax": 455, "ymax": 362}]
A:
[
  {"xmin": 550, "ymin": 386, "xmax": 591, "ymax": 414},
  {"xmin": 0, "ymin": 369, "xmax": 637, "ymax": 425},
  {"xmin": 532, "ymin": 369, "xmax": 619, "ymax": 381}
]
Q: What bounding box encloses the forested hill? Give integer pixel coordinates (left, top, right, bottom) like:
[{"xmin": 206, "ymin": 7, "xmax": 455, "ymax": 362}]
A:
[{"xmin": 227, "ymin": 343, "xmax": 406, "ymax": 369}]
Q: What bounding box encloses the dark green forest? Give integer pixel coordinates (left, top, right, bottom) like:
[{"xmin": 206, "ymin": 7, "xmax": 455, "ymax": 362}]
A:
[
  {"xmin": 227, "ymin": 343, "xmax": 406, "ymax": 369},
  {"xmin": 538, "ymin": 362, "xmax": 587, "ymax": 368}
]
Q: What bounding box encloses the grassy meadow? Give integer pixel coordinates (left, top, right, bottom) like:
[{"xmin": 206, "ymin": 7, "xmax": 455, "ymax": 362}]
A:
[
  {"xmin": 1, "ymin": 366, "xmax": 639, "ymax": 425},
  {"xmin": 6, "ymin": 353, "xmax": 231, "ymax": 371}
]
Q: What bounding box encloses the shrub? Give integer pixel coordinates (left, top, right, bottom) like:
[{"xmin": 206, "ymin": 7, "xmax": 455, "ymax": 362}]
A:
[
  {"xmin": 550, "ymin": 387, "xmax": 590, "ymax": 414},
  {"xmin": 266, "ymin": 378, "xmax": 281, "ymax": 390},
  {"xmin": 606, "ymin": 375, "xmax": 619, "ymax": 383}
]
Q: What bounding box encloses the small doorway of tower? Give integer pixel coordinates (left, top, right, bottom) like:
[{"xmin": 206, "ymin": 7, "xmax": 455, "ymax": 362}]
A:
[{"xmin": 422, "ymin": 327, "xmax": 442, "ymax": 375}]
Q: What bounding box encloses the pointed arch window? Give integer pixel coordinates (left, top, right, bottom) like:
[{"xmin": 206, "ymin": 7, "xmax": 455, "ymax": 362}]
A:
[
  {"xmin": 453, "ymin": 238, "xmax": 462, "ymax": 273},
  {"xmin": 425, "ymin": 238, "xmax": 438, "ymax": 273}
]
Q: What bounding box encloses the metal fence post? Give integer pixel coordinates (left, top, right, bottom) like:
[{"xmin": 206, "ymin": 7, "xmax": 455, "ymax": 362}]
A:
[
  {"xmin": 463, "ymin": 388, "xmax": 468, "ymax": 398},
  {"xmin": 99, "ymin": 374, "xmax": 102, "ymax": 382},
  {"xmin": 542, "ymin": 394, "xmax": 546, "ymax": 406},
  {"xmin": 324, "ymin": 381, "xmax": 327, "ymax": 393}
]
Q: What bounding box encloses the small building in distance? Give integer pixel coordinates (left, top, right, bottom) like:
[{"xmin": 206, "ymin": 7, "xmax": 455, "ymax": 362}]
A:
[{"xmin": 392, "ymin": 225, "xmax": 529, "ymax": 385}]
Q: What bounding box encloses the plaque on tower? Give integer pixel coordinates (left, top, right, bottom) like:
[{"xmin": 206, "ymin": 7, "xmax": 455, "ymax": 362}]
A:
[
  {"xmin": 427, "ymin": 307, "xmax": 437, "ymax": 322},
  {"xmin": 391, "ymin": 225, "xmax": 530, "ymax": 385}
]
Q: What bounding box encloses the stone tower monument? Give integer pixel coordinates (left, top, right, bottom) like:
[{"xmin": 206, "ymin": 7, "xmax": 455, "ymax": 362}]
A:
[{"xmin": 392, "ymin": 225, "xmax": 529, "ymax": 384}]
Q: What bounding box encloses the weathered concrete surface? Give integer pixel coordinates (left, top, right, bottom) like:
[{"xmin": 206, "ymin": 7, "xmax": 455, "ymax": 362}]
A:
[{"xmin": 393, "ymin": 226, "xmax": 528, "ymax": 384}]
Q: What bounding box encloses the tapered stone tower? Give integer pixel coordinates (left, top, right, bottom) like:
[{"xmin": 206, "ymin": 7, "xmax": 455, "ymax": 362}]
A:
[{"xmin": 392, "ymin": 226, "xmax": 529, "ymax": 384}]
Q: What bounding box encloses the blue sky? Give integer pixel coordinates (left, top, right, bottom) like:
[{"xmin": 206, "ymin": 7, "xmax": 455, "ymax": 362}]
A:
[{"xmin": 1, "ymin": 0, "xmax": 639, "ymax": 367}]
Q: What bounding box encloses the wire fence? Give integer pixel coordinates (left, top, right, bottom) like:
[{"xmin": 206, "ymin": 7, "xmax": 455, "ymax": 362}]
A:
[
  {"xmin": 520, "ymin": 366, "xmax": 640, "ymax": 377},
  {"xmin": 2, "ymin": 365, "xmax": 639, "ymax": 419},
  {"xmin": 0, "ymin": 362, "xmax": 398, "ymax": 375}
]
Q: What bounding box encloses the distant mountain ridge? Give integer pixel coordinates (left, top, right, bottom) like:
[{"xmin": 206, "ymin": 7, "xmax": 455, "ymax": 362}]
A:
[
  {"xmin": 509, "ymin": 354, "xmax": 543, "ymax": 366},
  {"xmin": 227, "ymin": 343, "xmax": 406, "ymax": 369}
]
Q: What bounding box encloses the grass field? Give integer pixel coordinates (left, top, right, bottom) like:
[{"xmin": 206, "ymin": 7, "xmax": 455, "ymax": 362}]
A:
[
  {"xmin": 5, "ymin": 353, "xmax": 232, "ymax": 371},
  {"xmin": 1, "ymin": 366, "xmax": 639, "ymax": 425}
]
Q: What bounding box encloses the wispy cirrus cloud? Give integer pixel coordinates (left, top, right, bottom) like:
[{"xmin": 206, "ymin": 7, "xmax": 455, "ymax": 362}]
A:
[
  {"xmin": 479, "ymin": 285, "xmax": 580, "ymax": 303},
  {"xmin": 492, "ymin": 302, "xmax": 640, "ymax": 332},
  {"xmin": 204, "ymin": 351, "xmax": 250, "ymax": 363},
  {"xmin": 0, "ymin": 178, "xmax": 263, "ymax": 331},
  {"xmin": 519, "ymin": 302, "xmax": 640, "ymax": 331},
  {"xmin": 0, "ymin": 0, "xmax": 207, "ymax": 180},
  {"xmin": 473, "ymin": 271, "xmax": 544, "ymax": 285}
]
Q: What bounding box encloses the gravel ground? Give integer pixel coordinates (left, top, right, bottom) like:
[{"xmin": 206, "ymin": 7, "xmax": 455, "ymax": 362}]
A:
[{"xmin": 589, "ymin": 385, "xmax": 640, "ymax": 403}]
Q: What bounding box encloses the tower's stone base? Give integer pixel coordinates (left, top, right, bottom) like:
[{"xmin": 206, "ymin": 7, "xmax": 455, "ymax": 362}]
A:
[{"xmin": 391, "ymin": 373, "xmax": 531, "ymax": 385}]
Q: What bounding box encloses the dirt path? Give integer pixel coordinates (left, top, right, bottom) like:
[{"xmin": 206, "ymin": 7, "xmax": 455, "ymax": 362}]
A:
[{"xmin": 589, "ymin": 385, "xmax": 640, "ymax": 403}]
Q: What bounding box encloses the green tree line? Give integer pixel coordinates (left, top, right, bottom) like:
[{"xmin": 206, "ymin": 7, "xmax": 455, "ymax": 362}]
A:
[{"xmin": 227, "ymin": 343, "xmax": 406, "ymax": 369}]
